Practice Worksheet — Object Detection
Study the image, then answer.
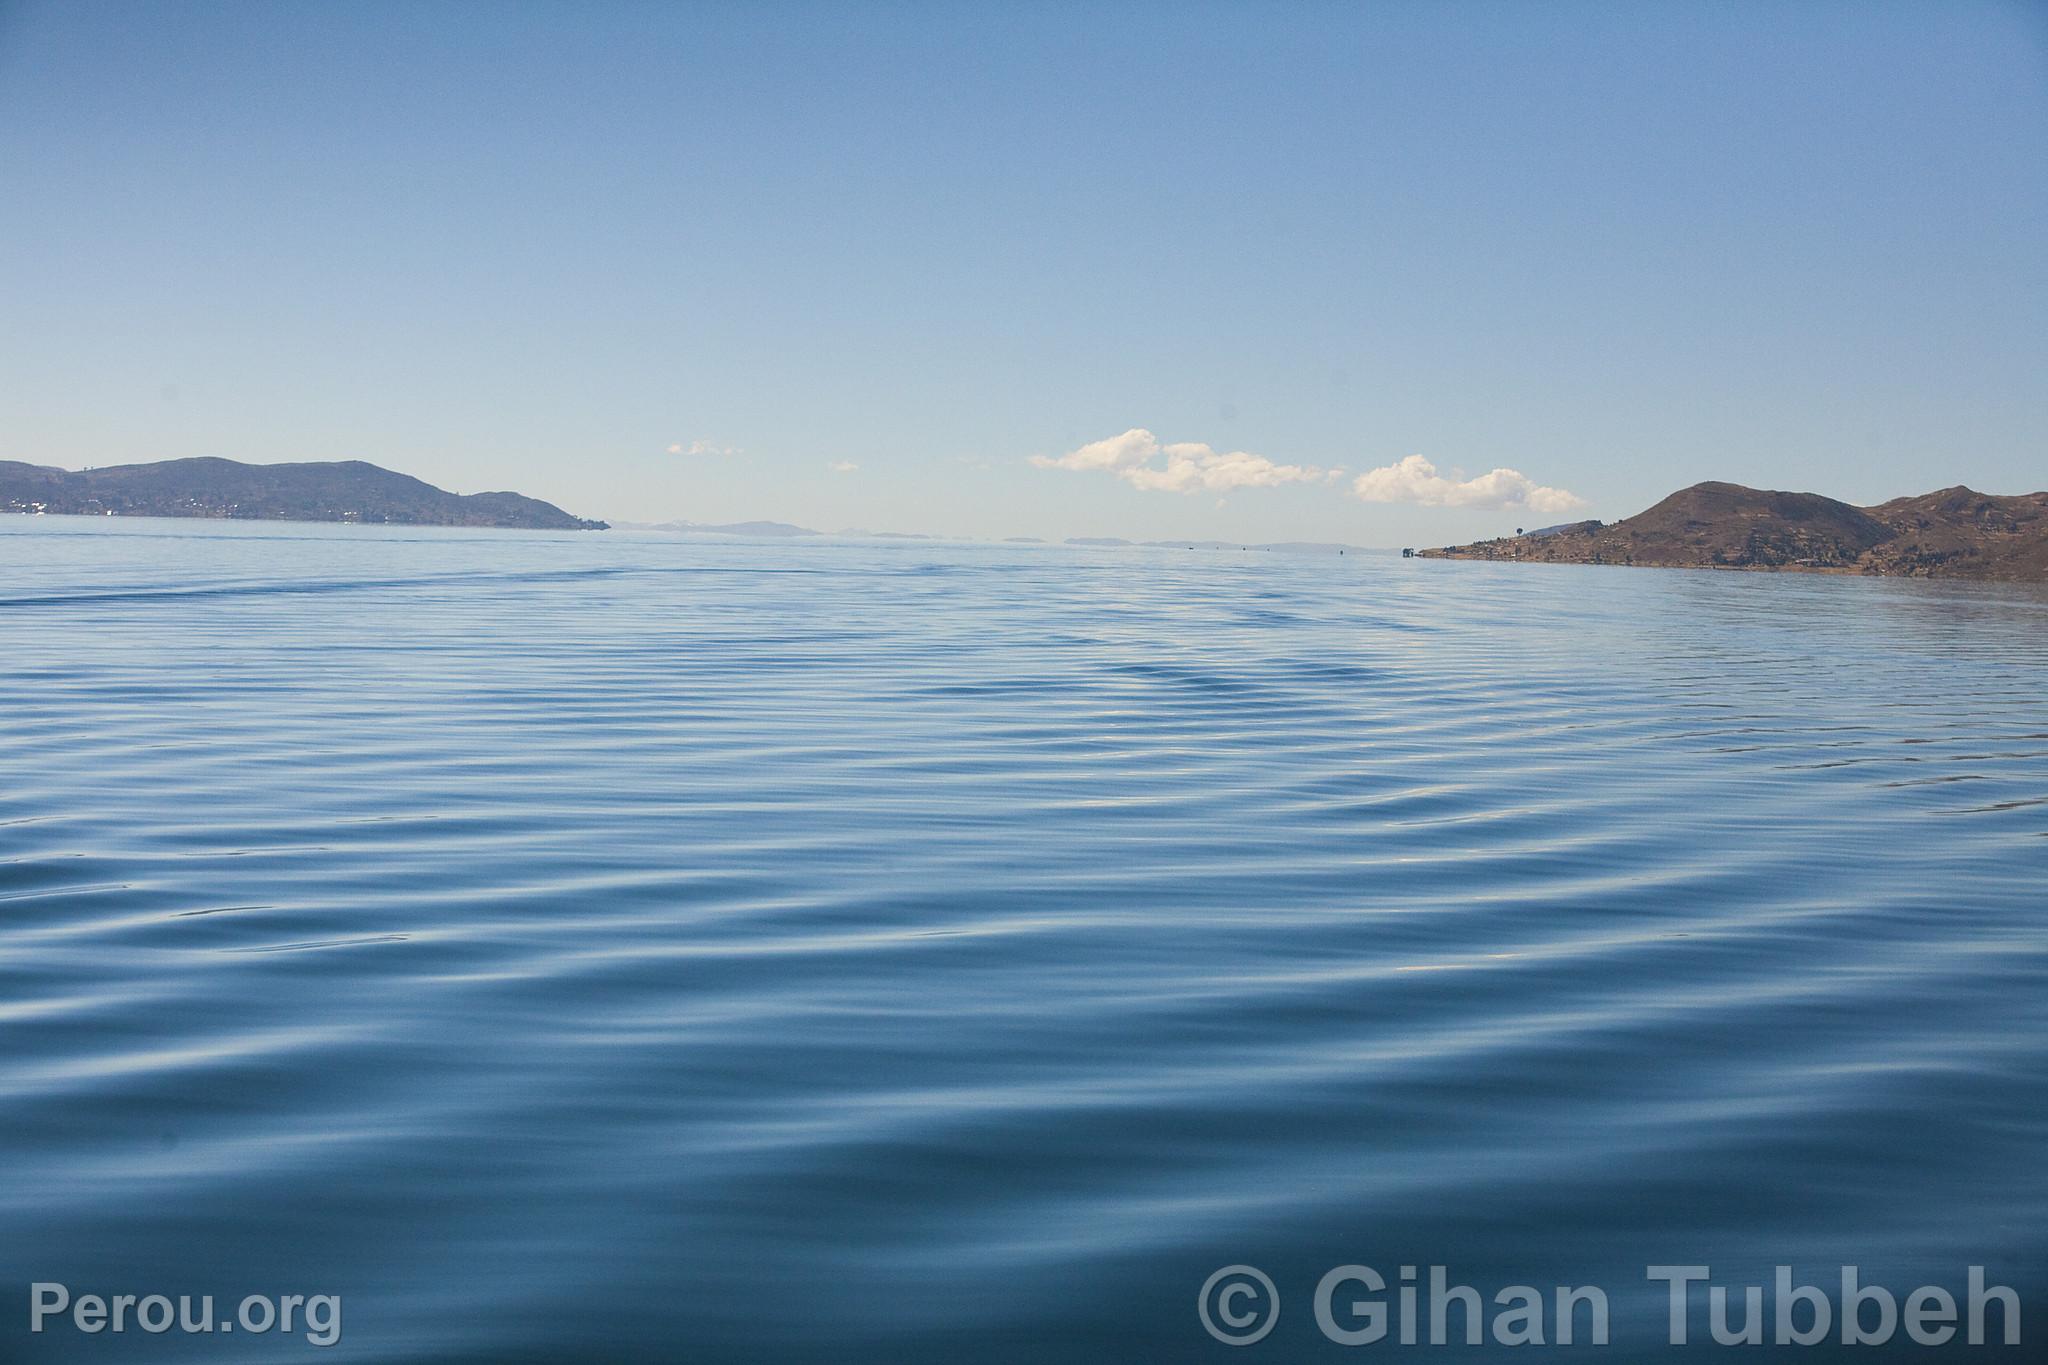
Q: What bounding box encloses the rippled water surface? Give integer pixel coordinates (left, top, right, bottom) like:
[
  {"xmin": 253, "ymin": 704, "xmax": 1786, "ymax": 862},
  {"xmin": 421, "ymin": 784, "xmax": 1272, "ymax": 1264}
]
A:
[{"xmin": 3, "ymin": 516, "xmax": 2045, "ymax": 1361}]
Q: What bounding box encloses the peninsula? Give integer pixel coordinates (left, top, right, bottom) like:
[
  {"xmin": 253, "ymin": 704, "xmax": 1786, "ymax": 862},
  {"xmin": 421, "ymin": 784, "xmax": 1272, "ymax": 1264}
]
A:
[
  {"xmin": 0, "ymin": 457, "xmax": 607, "ymax": 530},
  {"xmin": 1417, "ymin": 482, "xmax": 2048, "ymax": 581}
]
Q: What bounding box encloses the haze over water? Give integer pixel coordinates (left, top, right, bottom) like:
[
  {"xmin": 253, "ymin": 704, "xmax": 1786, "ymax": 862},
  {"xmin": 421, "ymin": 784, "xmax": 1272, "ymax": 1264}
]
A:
[{"xmin": 2, "ymin": 516, "xmax": 2044, "ymax": 1361}]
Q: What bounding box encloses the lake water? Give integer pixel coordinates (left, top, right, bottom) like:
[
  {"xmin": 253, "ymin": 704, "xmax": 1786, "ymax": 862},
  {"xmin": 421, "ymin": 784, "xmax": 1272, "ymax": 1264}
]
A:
[{"xmin": 2, "ymin": 516, "xmax": 2044, "ymax": 1361}]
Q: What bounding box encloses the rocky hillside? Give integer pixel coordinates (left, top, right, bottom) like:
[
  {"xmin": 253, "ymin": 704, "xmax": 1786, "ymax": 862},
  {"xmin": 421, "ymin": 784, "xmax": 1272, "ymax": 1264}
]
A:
[
  {"xmin": 0, "ymin": 457, "xmax": 607, "ymax": 530},
  {"xmin": 1416, "ymin": 481, "xmax": 2048, "ymax": 581}
]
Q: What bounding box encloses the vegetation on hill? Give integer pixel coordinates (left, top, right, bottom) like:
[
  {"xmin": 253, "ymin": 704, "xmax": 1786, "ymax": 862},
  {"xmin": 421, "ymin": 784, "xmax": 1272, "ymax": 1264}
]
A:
[
  {"xmin": 1418, "ymin": 481, "xmax": 2048, "ymax": 580},
  {"xmin": 0, "ymin": 457, "xmax": 607, "ymax": 530}
]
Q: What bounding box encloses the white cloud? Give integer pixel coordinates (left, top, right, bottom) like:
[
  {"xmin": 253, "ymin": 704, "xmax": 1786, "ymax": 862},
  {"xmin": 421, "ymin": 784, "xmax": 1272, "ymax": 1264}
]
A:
[
  {"xmin": 668, "ymin": 439, "xmax": 742, "ymax": 458},
  {"xmin": 829, "ymin": 460, "xmax": 859, "ymax": 473},
  {"xmin": 1350, "ymin": 455, "xmax": 1584, "ymax": 514},
  {"xmin": 1031, "ymin": 428, "xmax": 1324, "ymax": 494}
]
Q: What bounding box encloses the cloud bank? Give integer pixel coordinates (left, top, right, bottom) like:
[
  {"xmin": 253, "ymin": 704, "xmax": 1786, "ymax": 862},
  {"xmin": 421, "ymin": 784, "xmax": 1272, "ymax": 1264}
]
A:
[
  {"xmin": 668, "ymin": 439, "xmax": 741, "ymax": 458},
  {"xmin": 1350, "ymin": 455, "xmax": 1584, "ymax": 514},
  {"xmin": 1030, "ymin": 428, "xmax": 1324, "ymax": 494},
  {"xmin": 1034, "ymin": 428, "xmax": 1584, "ymax": 514}
]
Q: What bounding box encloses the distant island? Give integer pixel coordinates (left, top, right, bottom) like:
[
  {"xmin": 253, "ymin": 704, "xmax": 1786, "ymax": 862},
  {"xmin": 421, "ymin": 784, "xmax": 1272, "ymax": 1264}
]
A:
[
  {"xmin": 1416, "ymin": 482, "xmax": 2048, "ymax": 581},
  {"xmin": 639, "ymin": 519, "xmax": 821, "ymax": 537},
  {"xmin": 628, "ymin": 521, "xmax": 948, "ymax": 540},
  {"xmin": 0, "ymin": 457, "xmax": 607, "ymax": 530},
  {"xmin": 1065, "ymin": 536, "xmax": 1364, "ymax": 553},
  {"xmin": 1157, "ymin": 540, "xmax": 1361, "ymax": 554}
]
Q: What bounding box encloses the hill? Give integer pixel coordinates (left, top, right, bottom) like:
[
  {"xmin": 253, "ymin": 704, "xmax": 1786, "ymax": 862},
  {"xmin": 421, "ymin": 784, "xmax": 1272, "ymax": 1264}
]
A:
[
  {"xmin": 1416, "ymin": 481, "xmax": 2047, "ymax": 581},
  {"xmin": 0, "ymin": 457, "xmax": 607, "ymax": 530}
]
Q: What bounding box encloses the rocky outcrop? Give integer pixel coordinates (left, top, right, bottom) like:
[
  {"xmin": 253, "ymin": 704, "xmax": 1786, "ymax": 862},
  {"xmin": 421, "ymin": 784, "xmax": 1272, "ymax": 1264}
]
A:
[{"xmin": 1418, "ymin": 481, "xmax": 2047, "ymax": 581}]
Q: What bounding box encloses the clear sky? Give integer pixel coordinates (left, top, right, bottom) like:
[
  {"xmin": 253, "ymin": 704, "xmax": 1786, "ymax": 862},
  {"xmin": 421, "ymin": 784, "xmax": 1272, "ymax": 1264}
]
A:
[{"xmin": 3, "ymin": 0, "xmax": 2043, "ymax": 543}]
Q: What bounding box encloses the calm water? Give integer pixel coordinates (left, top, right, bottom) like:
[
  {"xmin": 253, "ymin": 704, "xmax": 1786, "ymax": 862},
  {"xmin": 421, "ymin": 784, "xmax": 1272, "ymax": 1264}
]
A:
[{"xmin": 2, "ymin": 516, "xmax": 2044, "ymax": 1361}]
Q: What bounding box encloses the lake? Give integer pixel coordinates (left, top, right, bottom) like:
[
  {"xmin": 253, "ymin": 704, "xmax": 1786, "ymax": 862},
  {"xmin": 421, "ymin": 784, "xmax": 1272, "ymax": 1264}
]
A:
[{"xmin": 2, "ymin": 516, "xmax": 2043, "ymax": 1360}]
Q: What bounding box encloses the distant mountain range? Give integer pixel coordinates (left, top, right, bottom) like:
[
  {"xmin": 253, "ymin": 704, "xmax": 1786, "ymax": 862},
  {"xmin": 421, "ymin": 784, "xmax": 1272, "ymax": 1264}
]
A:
[
  {"xmin": 1066, "ymin": 537, "xmax": 1363, "ymax": 553},
  {"xmin": 631, "ymin": 520, "xmax": 945, "ymax": 539},
  {"xmin": 638, "ymin": 519, "xmax": 822, "ymax": 537},
  {"xmin": 630, "ymin": 521, "xmax": 1370, "ymax": 552},
  {"xmin": 0, "ymin": 457, "xmax": 606, "ymax": 530},
  {"xmin": 1417, "ymin": 482, "xmax": 2048, "ymax": 581}
]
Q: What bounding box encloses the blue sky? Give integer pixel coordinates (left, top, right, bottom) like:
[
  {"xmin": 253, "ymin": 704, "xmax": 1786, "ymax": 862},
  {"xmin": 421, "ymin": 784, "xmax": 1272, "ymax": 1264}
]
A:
[{"xmin": 2, "ymin": 0, "xmax": 2043, "ymax": 542}]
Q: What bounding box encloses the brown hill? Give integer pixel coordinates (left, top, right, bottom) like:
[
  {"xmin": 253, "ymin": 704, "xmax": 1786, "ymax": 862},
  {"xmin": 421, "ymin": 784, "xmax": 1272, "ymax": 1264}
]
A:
[
  {"xmin": 1860, "ymin": 486, "xmax": 2048, "ymax": 580},
  {"xmin": 1416, "ymin": 481, "xmax": 2048, "ymax": 581}
]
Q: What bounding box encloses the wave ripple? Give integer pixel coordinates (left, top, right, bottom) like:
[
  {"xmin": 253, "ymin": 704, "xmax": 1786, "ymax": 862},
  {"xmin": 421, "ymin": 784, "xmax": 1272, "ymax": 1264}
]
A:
[{"xmin": 2, "ymin": 519, "xmax": 2045, "ymax": 1361}]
